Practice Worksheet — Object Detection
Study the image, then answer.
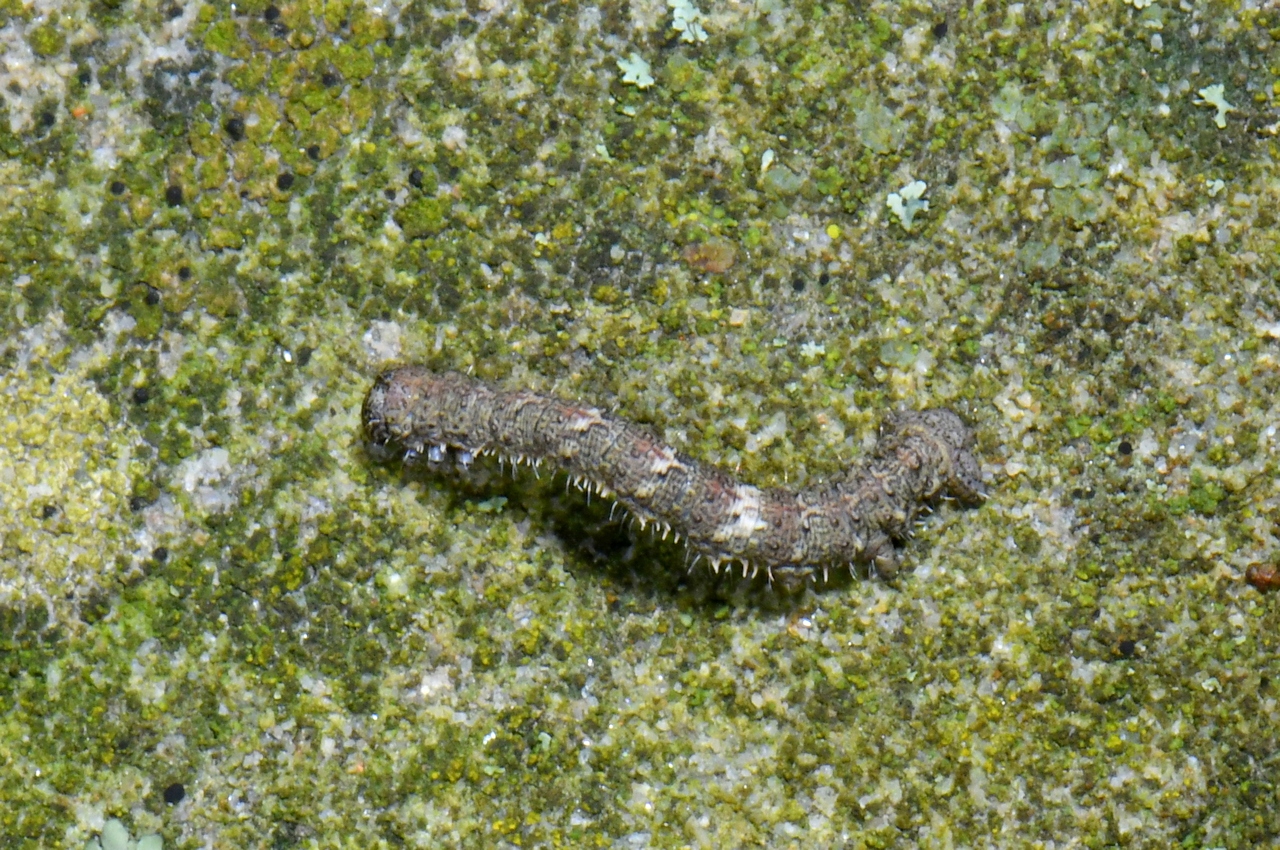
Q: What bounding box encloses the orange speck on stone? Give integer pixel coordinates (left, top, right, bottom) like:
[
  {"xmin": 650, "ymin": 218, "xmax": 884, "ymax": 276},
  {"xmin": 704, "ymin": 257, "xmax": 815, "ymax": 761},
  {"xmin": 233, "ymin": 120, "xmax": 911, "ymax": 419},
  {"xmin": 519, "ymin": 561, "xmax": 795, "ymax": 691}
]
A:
[{"xmin": 1246, "ymin": 562, "xmax": 1280, "ymax": 592}]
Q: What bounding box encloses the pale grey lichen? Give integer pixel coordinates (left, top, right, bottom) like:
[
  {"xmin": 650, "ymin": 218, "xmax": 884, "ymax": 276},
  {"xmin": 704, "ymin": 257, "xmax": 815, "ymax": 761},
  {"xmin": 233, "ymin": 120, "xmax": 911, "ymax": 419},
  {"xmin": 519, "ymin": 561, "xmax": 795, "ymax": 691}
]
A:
[
  {"xmin": 669, "ymin": 0, "xmax": 709, "ymax": 44},
  {"xmin": 1194, "ymin": 83, "xmax": 1234, "ymax": 129},
  {"xmin": 616, "ymin": 53, "xmax": 655, "ymax": 89},
  {"xmin": 886, "ymin": 180, "xmax": 929, "ymax": 232},
  {"xmin": 83, "ymin": 818, "xmax": 162, "ymax": 850}
]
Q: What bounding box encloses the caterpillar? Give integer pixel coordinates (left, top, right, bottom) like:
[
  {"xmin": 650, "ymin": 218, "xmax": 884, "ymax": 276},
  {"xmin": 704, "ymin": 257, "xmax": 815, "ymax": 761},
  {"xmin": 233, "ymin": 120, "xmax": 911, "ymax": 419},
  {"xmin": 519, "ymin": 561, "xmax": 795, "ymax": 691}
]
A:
[{"xmin": 362, "ymin": 365, "xmax": 983, "ymax": 586}]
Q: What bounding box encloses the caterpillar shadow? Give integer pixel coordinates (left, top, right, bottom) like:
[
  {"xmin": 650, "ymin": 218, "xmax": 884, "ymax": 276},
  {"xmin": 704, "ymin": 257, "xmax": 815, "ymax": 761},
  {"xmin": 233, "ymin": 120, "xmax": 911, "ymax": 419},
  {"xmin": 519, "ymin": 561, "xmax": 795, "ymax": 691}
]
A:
[
  {"xmin": 371, "ymin": 440, "xmax": 931, "ymax": 614},
  {"xmin": 376, "ymin": 446, "xmax": 894, "ymax": 613}
]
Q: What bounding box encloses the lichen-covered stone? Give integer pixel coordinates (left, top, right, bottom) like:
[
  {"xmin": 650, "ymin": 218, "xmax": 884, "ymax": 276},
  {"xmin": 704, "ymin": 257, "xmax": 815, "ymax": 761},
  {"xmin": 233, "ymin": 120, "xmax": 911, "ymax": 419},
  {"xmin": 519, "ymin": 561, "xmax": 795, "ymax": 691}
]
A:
[{"xmin": 3, "ymin": 0, "xmax": 1280, "ymax": 847}]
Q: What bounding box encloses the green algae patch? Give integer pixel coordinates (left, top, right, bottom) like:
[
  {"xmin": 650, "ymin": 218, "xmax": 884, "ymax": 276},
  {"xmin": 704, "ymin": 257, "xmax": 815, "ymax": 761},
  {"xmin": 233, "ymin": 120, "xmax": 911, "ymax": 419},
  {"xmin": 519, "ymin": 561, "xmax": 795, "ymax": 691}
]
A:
[
  {"xmin": 29, "ymin": 21, "xmax": 66, "ymax": 57},
  {"xmin": 202, "ymin": 18, "xmax": 251, "ymax": 60},
  {"xmin": 0, "ymin": 316, "xmax": 149, "ymax": 624},
  {"xmin": 394, "ymin": 194, "xmax": 450, "ymax": 239}
]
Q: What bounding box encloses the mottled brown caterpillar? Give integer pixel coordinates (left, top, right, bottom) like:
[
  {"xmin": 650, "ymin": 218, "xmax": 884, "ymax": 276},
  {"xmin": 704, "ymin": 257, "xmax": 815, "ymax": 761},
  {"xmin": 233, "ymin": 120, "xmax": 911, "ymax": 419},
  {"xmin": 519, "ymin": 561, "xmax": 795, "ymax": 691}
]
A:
[{"xmin": 362, "ymin": 366, "xmax": 983, "ymax": 586}]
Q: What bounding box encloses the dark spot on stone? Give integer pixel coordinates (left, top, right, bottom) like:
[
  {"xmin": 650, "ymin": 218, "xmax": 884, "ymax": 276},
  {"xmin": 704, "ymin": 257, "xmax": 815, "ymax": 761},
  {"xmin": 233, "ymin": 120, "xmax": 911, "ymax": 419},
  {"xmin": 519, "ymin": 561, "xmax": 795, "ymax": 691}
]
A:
[
  {"xmin": 42, "ymin": 504, "xmax": 57, "ymax": 519},
  {"xmin": 264, "ymin": 5, "xmax": 280, "ymax": 21},
  {"xmin": 153, "ymin": 547, "xmax": 169, "ymax": 563},
  {"xmin": 548, "ymin": 118, "xmax": 559, "ymax": 133},
  {"xmin": 1118, "ymin": 440, "xmax": 1132, "ymax": 456},
  {"xmin": 276, "ymin": 172, "xmax": 295, "ymax": 191},
  {"xmin": 434, "ymin": 281, "xmax": 462, "ymax": 311},
  {"xmin": 132, "ymin": 386, "xmax": 151, "ymax": 405},
  {"xmin": 1117, "ymin": 639, "xmax": 1137, "ymax": 658},
  {"xmin": 1071, "ymin": 488, "xmax": 1086, "ymax": 500},
  {"xmin": 817, "ymin": 272, "xmax": 830, "ymax": 286},
  {"xmin": 321, "ymin": 71, "xmax": 341, "ymax": 88},
  {"xmin": 178, "ymin": 266, "xmax": 191, "ymax": 281},
  {"xmin": 78, "ymin": 70, "xmax": 92, "ymax": 86},
  {"xmin": 932, "ymin": 20, "xmax": 948, "ymax": 39},
  {"xmin": 163, "ymin": 782, "xmax": 185, "ymax": 804},
  {"xmin": 307, "ymin": 144, "xmax": 321, "ymax": 160},
  {"xmin": 166, "ymin": 4, "xmax": 182, "ymax": 19},
  {"xmin": 110, "ymin": 180, "xmax": 127, "ymax": 195},
  {"xmin": 270, "ymin": 821, "xmax": 310, "ymax": 847},
  {"xmin": 791, "ymin": 276, "xmax": 804, "ymax": 293},
  {"xmin": 129, "ymin": 495, "xmax": 148, "ymax": 512},
  {"xmin": 39, "ymin": 110, "xmax": 55, "ymax": 128},
  {"xmin": 165, "ymin": 185, "xmax": 184, "ymax": 206},
  {"xmin": 297, "ymin": 347, "xmax": 313, "ymax": 367},
  {"xmin": 384, "ymin": 187, "xmax": 396, "ymax": 200},
  {"xmin": 225, "ymin": 116, "xmax": 245, "ymax": 141},
  {"xmin": 144, "ymin": 286, "xmax": 161, "ymax": 306},
  {"xmin": 408, "ymin": 168, "xmax": 424, "ymax": 188}
]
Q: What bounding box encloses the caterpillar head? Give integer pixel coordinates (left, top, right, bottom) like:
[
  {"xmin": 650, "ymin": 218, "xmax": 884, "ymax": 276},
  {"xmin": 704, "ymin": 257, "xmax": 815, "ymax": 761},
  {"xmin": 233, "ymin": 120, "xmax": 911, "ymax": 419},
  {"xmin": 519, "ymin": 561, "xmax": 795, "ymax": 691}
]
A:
[
  {"xmin": 882, "ymin": 409, "xmax": 984, "ymax": 503},
  {"xmin": 362, "ymin": 365, "xmax": 435, "ymax": 454}
]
